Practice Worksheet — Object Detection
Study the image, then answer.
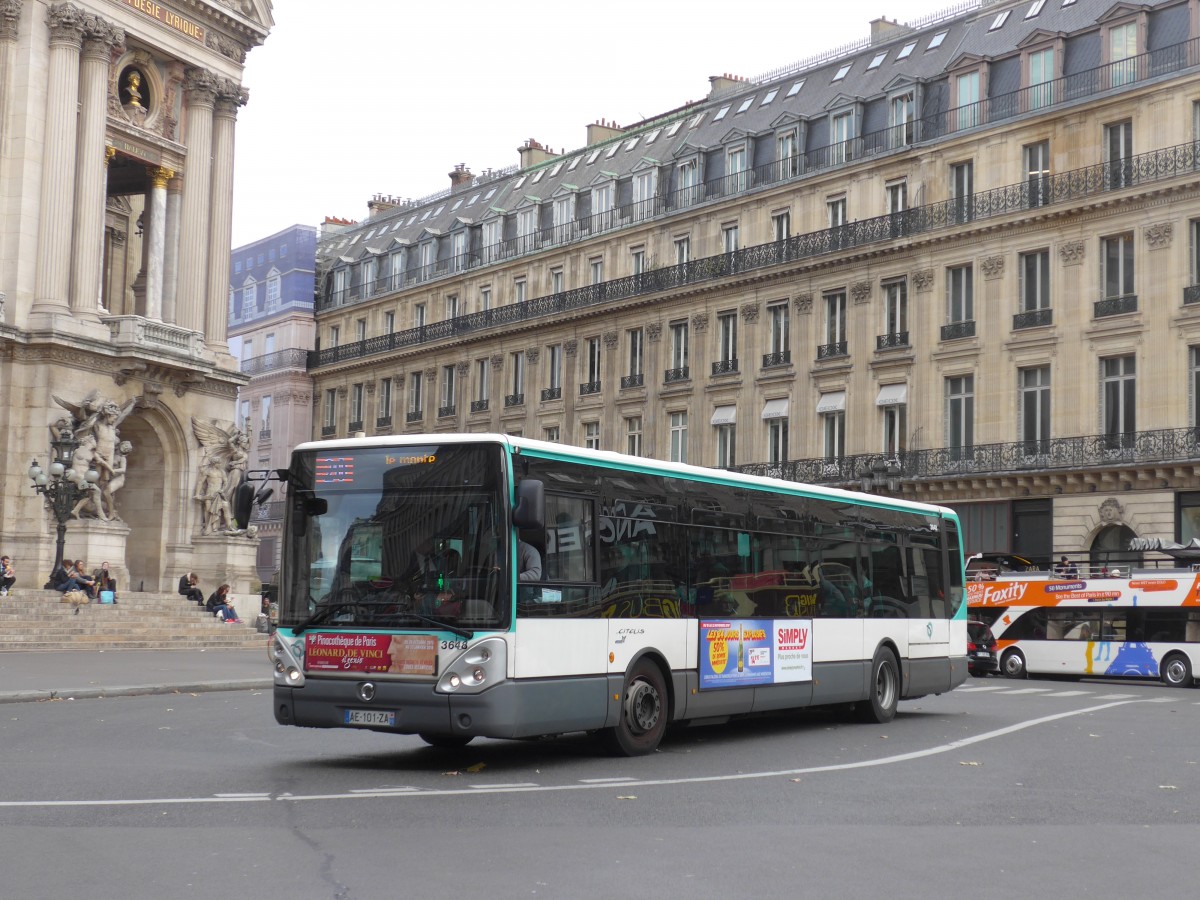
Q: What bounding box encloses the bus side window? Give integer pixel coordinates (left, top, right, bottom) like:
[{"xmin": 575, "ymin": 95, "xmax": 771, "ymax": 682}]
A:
[{"xmin": 543, "ymin": 495, "xmax": 594, "ymax": 583}]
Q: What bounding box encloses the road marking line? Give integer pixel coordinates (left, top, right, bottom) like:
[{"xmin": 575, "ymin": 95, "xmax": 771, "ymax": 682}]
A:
[
  {"xmin": 468, "ymin": 783, "xmax": 539, "ymax": 790},
  {"xmin": 1095, "ymin": 693, "xmax": 1139, "ymax": 699},
  {"xmin": 0, "ymin": 698, "xmax": 1147, "ymax": 809},
  {"xmin": 995, "ymin": 688, "xmax": 1053, "ymax": 694},
  {"xmin": 955, "ymin": 686, "xmax": 1008, "ymax": 692},
  {"xmin": 579, "ymin": 777, "xmax": 638, "ymax": 784},
  {"xmin": 1044, "ymin": 691, "xmax": 1092, "ymax": 697}
]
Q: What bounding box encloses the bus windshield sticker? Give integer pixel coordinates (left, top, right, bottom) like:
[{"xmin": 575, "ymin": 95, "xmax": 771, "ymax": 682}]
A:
[{"xmin": 304, "ymin": 632, "xmax": 437, "ymax": 675}]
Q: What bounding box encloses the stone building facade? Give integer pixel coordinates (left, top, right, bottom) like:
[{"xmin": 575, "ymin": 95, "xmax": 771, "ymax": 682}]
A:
[
  {"xmin": 0, "ymin": 0, "xmax": 273, "ymax": 593},
  {"xmin": 227, "ymin": 223, "xmax": 317, "ymax": 582},
  {"xmin": 311, "ymin": 0, "xmax": 1200, "ymax": 567}
]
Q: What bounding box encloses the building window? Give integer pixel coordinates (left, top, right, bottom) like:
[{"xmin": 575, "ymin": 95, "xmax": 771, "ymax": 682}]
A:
[
  {"xmin": 445, "ymin": 294, "xmax": 459, "ymax": 320},
  {"xmin": 329, "ymin": 325, "xmax": 339, "ymax": 347},
  {"xmin": 1105, "ymin": 120, "xmax": 1133, "ymax": 189},
  {"xmin": 547, "ymin": 343, "xmax": 562, "ymax": 393},
  {"xmin": 674, "ymin": 235, "xmax": 690, "ymax": 265},
  {"xmin": 669, "ymin": 412, "xmax": 688, "ymax": 463},
  {"xmin": 553, "ymin": 195, "xmax": 575, "ymax": 240},
  {"xmin": 1029, "ymin": 47, "xmax": 1054, "ymax": 109},
  {"xmin": 350, "ymin": 383, "xmax": 364, "ymax": 427},
  {"xmin": 716, "ymin": 311, "xmax": 737, "ymax": 371},
  {"xmin": 946, "ymin": 375, "xmax": 975, "ymax": 459},
  {"xmin": 824, "ymin": 290, "xmax": 847, "ymax": 349},
  {"xmin": 1102, "ymin": 356, "xmax": 1136, "ymax": 449},
  {"xmin": 956, "ymin": 70, "xmax": 981, "ymax": 130},
  {"xmin": 545, "ymin": 425, "xmax": 560, "ymax": 443},
  {"xmin": 1025, "ymin": 141, "xmax": 1050, "ymax": 208},
  {"xmin": 677, "ymin": 159, "xmax": 699, "ymax": 205},
  {"xmin": 722, "ymin": 223, "xmax": 739, "ymax": 254},
  {"xmin": 830, "ymin": 111, "xmax": 852, "ymax": 164},
  {"xmin": 777, "ymin": 130, "xmax": 799, "ymax": 179},
  {"xmin": 266, "ymin": 274, "xmax": 280, "ymax": 311},
  {"xmin": 884, "ymin": 279, "xmax": 908, "ymax": 342},
  {"xmin": 631, "ymin": 247, "xmax": 646, "ymax": 276},
  {"xmin": 633, "ymin": 169, "xmax": 657, "ymax": 218},
  {"xmin": 768, "ymin": 417, "xmax": 789, "ymax": 465},
  {"xmin": 242, "ymin": 283, "xmax": 256, "ymax": 314},
  {"xmin": 379, "ymin": 377, "xmax": 393, "ymax": 421},
  {"xmin": 1020, "ymin": 366, "xmax": 1051, "ymax": 455},
  {"xmin": 590, "ymin": 258, "xmax": 604, "ymax": 285},
  {"xmin": 475, "ymin": 359, "xmax": 490, "ymax": 404},
  {"xmin": 727, "ymin": 146, "xmax": 747, "ymax": 192},
  {"xmin": 592, "ymin": 183, "xmax": 613, "ymax": 224},
  {"xmin": 355, "ymin": 318, "xmax": 366, "ymax": 342},
  {"xmin": 323, "ymin": 389, "xmax": 336, "ymax": 430},
  {"xmin": 383, "ymin": 310, "xmax": 395, "ymax": 333},
  {"xmin": 480, "ymin": 287, "xmax": 491, "ymax": 311},
  {"xmin": 669, "ymin": 320, "xmax": 689, "ymax": 377},
  {"xmin": 627, "ymin": 328, "xmax": 644, "ymax": 383},
  {"xmin": 947, "ymin": 265, "xmax": 974, "ymax": 323},
  {"xmin": 440, "ymin": 365, "xmax": 456, "ymax": 415},
  {"xmin": 772, "ymin": 210, "xmax": 791, "ymax": 242},
  {"xmin": 584, "ymin": 422, "xmax": 600, "ymax": 450},
  {"xmin": 886, "ymin": 180, "xmax": 907, "ymax": 214},
  {"xmin": 890, "ymin": 91, "xmax": 915, "ymax": 147},
  {"xmin": 1102, "ymin": 233, "xmax": 1135, "ymax": 300},
  {"xmin": 240, "ymin": 399, "xmax": 250, "ymax": 432},
  {"xmin": 515, "ymin": 278, "xmax": 527, "ymax": 304},
  {"xmin": 585, "ymin": 337, "xmax": 602, "ymax": 387},
  {"xmin": 1020, "ymin": 250, "xmax": 1051, "ymax": 312},
  {"xmin": 408, "ymin": 371, "xmax": 424, "ymax": 416},
  {"xmin": 951, "ymin": 161, "xmax": 974, "ymax": 222},
  {"xmin": 1191, "ymin": 348, "xmax": 1200, "ymax": 430},
  {"xmin": 715, "ymin": 423, "xmax": 736, "ymax": 468},
  {"xmin": 767, "ymin": 301, "xmax": 790, "ymax": 365},
  {"xmin": 550, "ymin": 267, "xmax": 564, "ymax": 294},
  {"xmin": 1109, "ymin": 21, "xmax": 1138, "ymax": 86},
  {"xmin": 822, "ymin": 411, "xmax": 845, "ymax": 460},
  {"xmin": 883, "ymin": 403, "xmax": 906, "ymax": 457},
  {"xmin": 827, "ymin": 195, "xmax": 847, "ymax": 229},
  {"xmin": 413, "ymin": 303, "xmax": 426, "ymax": 328},
  {"xmin": 389, "ymin": 250, "xmax": 404, "ymax": 289},
  {"xmin": 626, "ymin": 416, "xmax": 643, "ymax": 456},
  {"xmin": 510, "ymin": 351, "xmax": 525, "ymax": 399}
]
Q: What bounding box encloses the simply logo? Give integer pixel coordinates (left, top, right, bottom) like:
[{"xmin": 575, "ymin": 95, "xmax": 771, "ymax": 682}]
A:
[{"xmin": 926, "ymin": 621, "xmax": 933, "ymax": 639}]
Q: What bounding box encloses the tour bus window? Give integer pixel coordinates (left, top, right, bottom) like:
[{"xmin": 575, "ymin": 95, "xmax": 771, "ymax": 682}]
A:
[{"xmin": 1004, "ymin": 607, "xmax": 1047, "ymax": 640}]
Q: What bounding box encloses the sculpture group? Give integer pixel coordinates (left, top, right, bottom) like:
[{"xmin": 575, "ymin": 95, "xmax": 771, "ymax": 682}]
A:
[
  {"xmin": 52, "ymin": 391, "xmax": 136, "ymax": 523},
  {"xmin": 191, "ymin": 418, "xmax": 251, "ymax": 535}
]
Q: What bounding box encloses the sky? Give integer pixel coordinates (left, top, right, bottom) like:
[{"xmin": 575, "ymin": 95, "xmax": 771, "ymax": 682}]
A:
[{"xmin": 230, "ymin": 0, "xmax": 953, "ymax": 248}]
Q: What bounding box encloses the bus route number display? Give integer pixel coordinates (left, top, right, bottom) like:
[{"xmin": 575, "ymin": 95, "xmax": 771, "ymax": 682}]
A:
[{"xmin": 699, "ymin": 619, "xmax": 813, "ymax": 689}]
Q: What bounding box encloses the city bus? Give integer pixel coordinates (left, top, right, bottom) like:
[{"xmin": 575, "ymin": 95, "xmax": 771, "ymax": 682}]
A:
[
  {"xmin": 267, "ymin": 434, "xmax": 969, "ymax": 754},
  {"xmin": 968, "ymin": 569, "xmax": 1200, "ymax": 687}
]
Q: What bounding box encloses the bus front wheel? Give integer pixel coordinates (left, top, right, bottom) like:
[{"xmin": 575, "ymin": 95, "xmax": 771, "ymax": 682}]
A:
[
  {"xmin": 1001, "ymin": 649, "xmax": 1027, "ymax": 679},
  {"xmin": 1160, "ymin": 653, "xmax": 1192, "ymax": 688},
  {"xmin": 855, "ymin": 647, "xmax": 899, "ymax": 724},
  {"xmin": 603, "ymin": 660, "xmax": 668, "ymax": 756}
]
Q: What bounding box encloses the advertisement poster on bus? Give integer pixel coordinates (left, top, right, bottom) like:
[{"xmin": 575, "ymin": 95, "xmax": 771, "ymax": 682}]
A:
[
  {"xmin": 699, "ymin": 619, "xmax": 812, "ymax": 689},
  {"xmin": 304, "ymin": 632, "xmax": 438, "ymax": 675}
]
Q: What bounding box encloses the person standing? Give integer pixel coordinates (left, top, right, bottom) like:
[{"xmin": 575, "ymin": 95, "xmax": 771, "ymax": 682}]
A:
[
  {"xmin": 0, "ymin": 556, "xmax": 14, "ymax": 596},
  {"xmin": 93, "ymin": 561, "xmax": 118, "ymax": 604}
]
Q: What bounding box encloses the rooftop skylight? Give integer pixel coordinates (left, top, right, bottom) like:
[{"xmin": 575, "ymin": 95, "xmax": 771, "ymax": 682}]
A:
[
  {"xmin": 867, "ymin": 52, "xmax": 886, "ymax": 69},
  {"xmin": 786, "ymin": 79, "xmax": 805, "ymax": 96},
  {"xmin": 736, "ymin": 97, "xmax": 753, "ymax": 113},
  {"xmin": 928, "ymin": 30, "xmax": 947, "ymax": 50},
  {"xmin": 897, "ymin": 41, "xmax": 916, "ymax": 59},
  {"xmin": 761, "ymin": 88, "xmax": 778, "ymax": 105},
  {"xmin": 713, "ymin": 106, "xmax": 730, "ymax": 121}
]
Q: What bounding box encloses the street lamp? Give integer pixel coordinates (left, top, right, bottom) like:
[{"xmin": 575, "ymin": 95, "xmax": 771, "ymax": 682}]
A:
[
  {"xmin": 858, "ymin": 459, "xmax": 902, "ymax": 494},
  {"xmin": 28, "ymin": 426, "xmax": 100, "ymax": 588}
]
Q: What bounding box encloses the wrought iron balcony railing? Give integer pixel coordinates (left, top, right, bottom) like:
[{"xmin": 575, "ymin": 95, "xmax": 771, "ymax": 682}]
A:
[
  {"xmin": 579, "ymin": 381, "xmax": 601, "ymax": 396},
  {"xmin": 258, "ymin": 428, "xmax": 271, "ymax": 442},
  {"xmin": 376, "ymin": 415, "xmax": 392, "ymax": 429},
  {"xmin": 664, "ymin": 367, "xmax": 690, "ymax": 384},
  {"xmin": 1184, "ymin": 284, "xmax": 1200, "ymax": 305},
  {"xmin": 762, "ymin": 351, "xmax": 791, "ymax": 368},
  {"xmin": 406, "ymin": 410, "xmax": 423, "ymax": 423},
  {"xmin": 470, "ymin": 399, "xmax": 489, "ymax": 413},
  {"xmin": 348, "ymin": 420, "xmax": 363, "ymax": 433},
  {"xmin": 240, "ymin": 348, "xmax": 311, "ymax": 376},
  {"xmin": 1013, "ymin": 308, "xmax": 1052, "ymax": 330},
  {"xmin": 1094, "ymin": 294, "xmax": 1138, "ymax": 318},
  {"xmin": 320, "ymin": 424, "xmax": 336, "ymax": 437},
  {"xmin": 310, "ymin": 132, "xmax": 1200, "ymax": 370},
  {"xmin": 734, "ymin": 427, "xmax": 1200, "ymax": 486},
  {"xmin": 620, "ymin": 373, "xmax": 645, "ymax": 389},
  {"xmin": 438, "ymin": 405, "xmax": 456, "ymax": 418},
  {"xmin": 711, "ymin": 358, "xmax": 739, "ymax": 376},
  {"xmin": 875, "ymin": 331, "xmax": 909, "ymax": 351},
  {"xmin": 816, "ymin": 341, "xmax": 847, "ymax": 360},
  {"xmin": 504, "ymin": 393, "xmax": 524, "ymax": 408},
  {"xmin": 940, "ymin": 321, "xmax": 975, "ymax": 341},
  {"xmin": 541, "ymin": 387, "xmax": 562, "ymax": 401}
]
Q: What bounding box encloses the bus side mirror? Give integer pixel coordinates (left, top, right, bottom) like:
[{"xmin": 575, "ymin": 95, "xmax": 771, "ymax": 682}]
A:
[
  {"xmin": 512, "ymin": 479, "xmax": 544, "ymax": 530},
  {"xmin": 233, "ymin": 481, "xmax": 255, "ymax": 530}
]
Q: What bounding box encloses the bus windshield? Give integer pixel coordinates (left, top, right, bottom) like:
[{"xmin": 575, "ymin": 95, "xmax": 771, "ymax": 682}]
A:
[{"xmin": 279, "ymin": 443, "xmax": 509, "ymax": 631}]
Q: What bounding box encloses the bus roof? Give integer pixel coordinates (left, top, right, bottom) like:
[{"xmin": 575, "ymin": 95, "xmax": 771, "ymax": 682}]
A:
[{"xmin": 292, "ymin": 432, "xmax": 956, "ymax": 520}]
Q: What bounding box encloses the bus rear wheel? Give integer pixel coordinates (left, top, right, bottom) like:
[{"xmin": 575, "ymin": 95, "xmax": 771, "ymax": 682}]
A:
[
  {"xmin": 1160, "ymin": 653, "xmax": 1192, "ymax": 688},
  {"xmin": 603, "ymin": 659, "xmax": 668, "ymax": 756},
  {"xmin": 1001, "ymin": 649, "xmax": 1027, "ymax": 679},
  {"xmin": 855, "ymin": 647, "xmax": 899, "ymax": 724}
]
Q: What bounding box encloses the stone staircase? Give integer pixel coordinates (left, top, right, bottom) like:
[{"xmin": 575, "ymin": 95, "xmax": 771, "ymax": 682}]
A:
[{"xmin": 0, "ymin": 588, "xmax": 267, "ymax": 651}]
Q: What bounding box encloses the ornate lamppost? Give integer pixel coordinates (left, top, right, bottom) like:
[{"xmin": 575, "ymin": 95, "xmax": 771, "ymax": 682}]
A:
[
  {"xmin": 28, "ymin": 425, "xmax": 99, "ymax": 588},
  {"xmin": 858, "ymin": 459, "xmax": 903, "ymax": 495}
]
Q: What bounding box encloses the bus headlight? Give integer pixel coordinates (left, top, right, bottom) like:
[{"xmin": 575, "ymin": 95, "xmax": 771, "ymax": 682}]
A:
[
  {"xmin": 270, "ymin": 633, "xmax": 306, "ymax": 688},
  {"xmin": 436, "ymin": 636, "xmax": 507, "ymax": 695}
]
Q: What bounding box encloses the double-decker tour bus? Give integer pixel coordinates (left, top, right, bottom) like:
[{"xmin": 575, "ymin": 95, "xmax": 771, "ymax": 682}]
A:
[
  {"xmin": 968, "ymin": 566, "xmax": 1200, "ymax": 687},
  {"xmin": 267, "ymin": 434, "xmax": 968, "ymax": 754}
]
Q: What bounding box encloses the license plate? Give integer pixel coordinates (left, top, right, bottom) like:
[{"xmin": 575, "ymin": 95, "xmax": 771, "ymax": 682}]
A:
[
  {"xmin": 345, "ymin": 709, "xmax": 395, "ymax": 727},
  {"xmin": 974, "ymin": 651, "xmax": 990, "ymax": 658}
]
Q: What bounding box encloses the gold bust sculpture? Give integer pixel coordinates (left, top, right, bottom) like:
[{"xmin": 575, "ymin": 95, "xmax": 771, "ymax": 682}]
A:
[{"xmin": 124, "ymin": 70, "xmax": 143, "ymax": 109}]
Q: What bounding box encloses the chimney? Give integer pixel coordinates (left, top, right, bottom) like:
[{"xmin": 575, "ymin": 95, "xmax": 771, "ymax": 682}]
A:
[
  {"xmin": 320, "ymin": 216, "xmax": 357, "ymax": 238},
  {"xmin": 517, "ymin": 138, "xmax": 557, "ymax": 171},
  {"xmin": 870, "ymin": 16, "xmax": 911, "ymax": 44},
  {"xmin": 707, "ymin": 73, "xmax": 746, "ymax": 99},
  {"xmin": 585, "ymin": 119, "xmax": 624, "ymax": 147},
  {"xmin": 449, "ymin": 163, "xmax": 474, "ymax": 192},
  {"xmin": 367, "ymin": 194, "xmax": 402, "ymax": 219}
]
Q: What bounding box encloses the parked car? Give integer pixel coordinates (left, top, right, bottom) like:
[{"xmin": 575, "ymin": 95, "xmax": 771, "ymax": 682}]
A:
[{"xmin": 967, "ymin": 620, "xmax": 999, "ymax": 677}]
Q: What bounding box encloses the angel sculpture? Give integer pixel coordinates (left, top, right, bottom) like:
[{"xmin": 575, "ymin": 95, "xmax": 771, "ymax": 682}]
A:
[
  {"xmin": 191, "ymin": 418, "xmax": 251, "ymax": 534},
  {"xmin": 52, "ymin": 391, "xmax": 138, "ymax": 521}
]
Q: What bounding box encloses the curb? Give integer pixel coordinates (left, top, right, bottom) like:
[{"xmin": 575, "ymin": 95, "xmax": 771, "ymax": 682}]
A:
[{"xmin": 0, "ymin": 678, "xmax": 272, "ymax": 705}]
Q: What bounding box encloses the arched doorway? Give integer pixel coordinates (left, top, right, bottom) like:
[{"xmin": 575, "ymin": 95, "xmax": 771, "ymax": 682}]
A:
[
  {"xmin": 1088, "ymin": 524, "xmax": 1143, "ymax": 571},
  {"xmin": 116, "ymin": 415, "xmax": 168, "ymax": 592}
]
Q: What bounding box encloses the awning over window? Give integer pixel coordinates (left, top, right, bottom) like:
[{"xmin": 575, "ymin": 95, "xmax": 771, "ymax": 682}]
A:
[
  {"xmin": 815, "ymin": 391, "xmax": 846, "ymax": 414},
  {"xmin": 761, "ymin": 398, "xmax": 789, "ymax": 420},
  {"xmin": 710, "ymin": 405, "xmax": 737, "ymax": 426},
  {"xmin": 875, "ymin": 383, "xmax": 908, "ymax": 406}
]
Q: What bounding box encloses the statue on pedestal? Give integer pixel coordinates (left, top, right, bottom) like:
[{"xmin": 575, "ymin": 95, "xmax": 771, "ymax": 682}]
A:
[{"xmin": 191, "ymin": 418, "xmax": 251, "ymax": 535}]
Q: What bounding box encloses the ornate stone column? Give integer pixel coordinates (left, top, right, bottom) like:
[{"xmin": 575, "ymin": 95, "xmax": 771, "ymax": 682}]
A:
[
  {"xmin": 161, "ymin": 174, "xmax": 182, "ymax": 323},
  {"xmin": 69, "ymin": 13, "xmax": 123, "ymax": 319},
  {"xmin": 175, "ymin": 67, "xmax": 216, "ymax": 334},
  {"xmin": 205, "ymin": 78, "xmax": 247, "ymax": 351},
  {"xmin": 32, "ymin": 2, "xmax": 85, "ymax": 316},
  {"xmin": 144, "ymin": 165, "xmax": 173, "ymax": 320},
  {"xmin": 0, "ymin": 4, "xmax": 23, "ymax": 171}
]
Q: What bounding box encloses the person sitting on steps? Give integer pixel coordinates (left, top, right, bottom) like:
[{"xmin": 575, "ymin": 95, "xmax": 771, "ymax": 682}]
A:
[
  {"xmin": 0, "ymin": 555, "xmax": 14, "ymax": 596},
  {"xmin": 178, "ymin": 572, "xmax": 204, "ymax": 605},
  {"xmin": 205, "ymin": 583, "xmax": 241, "ymax": 623}
]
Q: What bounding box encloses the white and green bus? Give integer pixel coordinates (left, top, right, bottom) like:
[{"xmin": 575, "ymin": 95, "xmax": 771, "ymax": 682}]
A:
[{"xmin": 268, "ymin": 434, "xmax": 968, "ymax": 754}]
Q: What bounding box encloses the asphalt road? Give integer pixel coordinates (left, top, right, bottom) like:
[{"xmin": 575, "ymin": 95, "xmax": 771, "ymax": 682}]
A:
[{"xmin": 2, "ymin": 676, "xmax": 1197, "ymax": 899}]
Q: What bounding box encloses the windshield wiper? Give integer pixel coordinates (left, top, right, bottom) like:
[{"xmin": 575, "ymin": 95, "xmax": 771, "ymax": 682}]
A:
[
  {"xmin": 292, "ymin": 599, "xmax": 473, "ymax": 640},
  {"xmin": 399, "ymin": 611, "xmax": 474, "ymax": 640},
  {"xmin": 291, "ymin": 602, "xmax": 340, "ymax": 635}
]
